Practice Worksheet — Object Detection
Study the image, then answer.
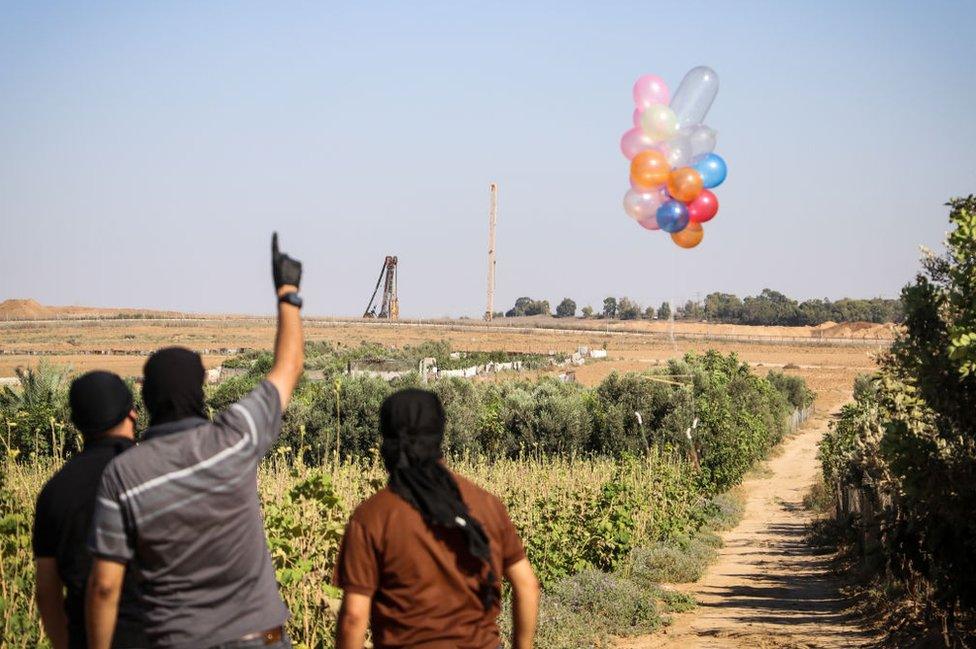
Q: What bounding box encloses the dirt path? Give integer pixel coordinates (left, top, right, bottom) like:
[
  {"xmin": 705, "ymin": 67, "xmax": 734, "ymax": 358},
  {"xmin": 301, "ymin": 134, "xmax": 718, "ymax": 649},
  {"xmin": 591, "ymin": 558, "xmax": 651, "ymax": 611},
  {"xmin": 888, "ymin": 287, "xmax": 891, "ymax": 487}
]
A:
[{"xmin": 622, "ymin": 407, "xmax": 874, "ymax": 649}]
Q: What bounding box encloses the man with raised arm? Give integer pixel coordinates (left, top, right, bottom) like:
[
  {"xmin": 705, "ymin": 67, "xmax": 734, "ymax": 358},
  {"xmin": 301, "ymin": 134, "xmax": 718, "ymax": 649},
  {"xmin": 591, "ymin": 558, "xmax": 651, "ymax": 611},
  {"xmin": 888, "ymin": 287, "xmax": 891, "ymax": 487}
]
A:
[{"xmin": 86, "ymin": 233, "xmax": 304, "ymax": 649}]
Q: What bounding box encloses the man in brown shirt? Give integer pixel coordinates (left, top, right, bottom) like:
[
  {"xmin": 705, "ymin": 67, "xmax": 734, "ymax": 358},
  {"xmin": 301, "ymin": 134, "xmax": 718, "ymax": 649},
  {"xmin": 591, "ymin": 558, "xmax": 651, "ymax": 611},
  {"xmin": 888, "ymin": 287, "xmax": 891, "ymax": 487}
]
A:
[{"xmin": 334, "ymin": 389, "xmax": 540, "ymax": 649}]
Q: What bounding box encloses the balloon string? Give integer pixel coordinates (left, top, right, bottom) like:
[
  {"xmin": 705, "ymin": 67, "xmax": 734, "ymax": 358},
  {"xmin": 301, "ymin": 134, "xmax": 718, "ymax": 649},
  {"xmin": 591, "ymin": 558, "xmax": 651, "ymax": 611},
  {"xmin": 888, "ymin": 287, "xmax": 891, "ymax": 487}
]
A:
[{"xmin": 670, "ymin": 244, "xmax": 677, "ymax": 351}]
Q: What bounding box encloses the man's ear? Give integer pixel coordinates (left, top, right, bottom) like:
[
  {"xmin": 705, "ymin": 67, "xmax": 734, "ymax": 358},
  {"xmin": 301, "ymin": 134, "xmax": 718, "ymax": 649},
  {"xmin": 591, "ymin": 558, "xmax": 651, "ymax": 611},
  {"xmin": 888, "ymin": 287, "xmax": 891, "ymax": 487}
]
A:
[{"xmin": 129, "ymin": 409, "xmax": 138, "ymax": 422}]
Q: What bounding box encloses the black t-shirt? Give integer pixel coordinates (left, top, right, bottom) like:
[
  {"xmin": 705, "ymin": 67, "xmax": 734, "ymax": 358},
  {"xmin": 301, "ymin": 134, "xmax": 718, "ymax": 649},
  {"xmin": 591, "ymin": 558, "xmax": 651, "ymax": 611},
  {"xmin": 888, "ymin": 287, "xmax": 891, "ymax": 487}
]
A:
[{"xmin": 33, "ymin": 437, "xmax": 148, "ymax": 649}]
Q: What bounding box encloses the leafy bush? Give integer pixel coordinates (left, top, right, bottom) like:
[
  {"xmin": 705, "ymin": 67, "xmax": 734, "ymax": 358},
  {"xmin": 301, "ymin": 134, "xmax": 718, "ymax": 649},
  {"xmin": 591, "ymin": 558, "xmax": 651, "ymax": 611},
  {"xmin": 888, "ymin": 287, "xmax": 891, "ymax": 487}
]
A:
[
  {"xmin": 0, "ymin": 364, "xmax": 74, "ymax": 459},
  {"xmin": 766, "ymin": 370, "xmax": 815, "ymax": 410},
  {"xmin": 626, "ymin": 532, "xmax": 719, "ymax": 585},
  {"xmin": 818, "ymin": 196, "xmax": 976, "ymax": 638},
  {"xmin": 545, "ymin": 570, "xmax": 661, "ymax": 635}
]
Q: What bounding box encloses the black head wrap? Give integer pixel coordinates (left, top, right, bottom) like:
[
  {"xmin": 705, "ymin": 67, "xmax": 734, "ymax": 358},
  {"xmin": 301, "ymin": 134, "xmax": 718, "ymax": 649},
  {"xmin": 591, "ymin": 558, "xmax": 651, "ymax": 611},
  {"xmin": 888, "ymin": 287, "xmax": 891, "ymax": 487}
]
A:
[
  {"xmin": 380, "ymin": 389, "xmax": 499, "ymax": 609},
  {"xmin": 69, "ymin": 371, "xmax": 134, "ymax": 439},
  {"xmin": 142, "ymin": 347, "xmax": 206, "ymax": 426}
]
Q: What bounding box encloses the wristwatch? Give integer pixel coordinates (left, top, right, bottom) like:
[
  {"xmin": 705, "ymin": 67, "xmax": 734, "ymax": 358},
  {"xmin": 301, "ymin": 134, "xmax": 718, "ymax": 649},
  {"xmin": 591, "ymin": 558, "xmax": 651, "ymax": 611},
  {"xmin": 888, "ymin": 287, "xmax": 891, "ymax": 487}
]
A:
[{"xmin": 278, "ymin": 292, "xmax": 303, "ymax": 308}]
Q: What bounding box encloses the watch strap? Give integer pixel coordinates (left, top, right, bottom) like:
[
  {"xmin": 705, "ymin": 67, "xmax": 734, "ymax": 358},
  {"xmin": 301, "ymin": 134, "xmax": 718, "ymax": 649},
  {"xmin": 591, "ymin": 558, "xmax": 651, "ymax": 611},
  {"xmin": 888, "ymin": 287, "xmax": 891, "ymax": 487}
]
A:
[{"xmin": 278, "ymin": 292, "xmax": 303, "ymax": 308}]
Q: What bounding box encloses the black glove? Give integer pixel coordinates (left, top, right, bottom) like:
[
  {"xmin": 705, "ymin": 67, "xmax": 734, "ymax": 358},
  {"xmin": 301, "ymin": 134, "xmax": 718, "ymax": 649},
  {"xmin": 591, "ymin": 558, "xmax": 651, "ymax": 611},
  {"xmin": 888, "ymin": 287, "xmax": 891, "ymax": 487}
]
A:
[{"xmin": 272, "ymin": 232, "xmax": 302, "ymax": 290}]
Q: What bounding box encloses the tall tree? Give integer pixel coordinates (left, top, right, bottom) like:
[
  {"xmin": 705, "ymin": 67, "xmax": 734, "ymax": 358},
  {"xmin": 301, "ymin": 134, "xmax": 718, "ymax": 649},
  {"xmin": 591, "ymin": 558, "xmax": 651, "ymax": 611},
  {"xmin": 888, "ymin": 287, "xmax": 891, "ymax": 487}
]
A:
[{"xmin": 555, "ymin": 298, "xmax": 577, "ymax": 318}]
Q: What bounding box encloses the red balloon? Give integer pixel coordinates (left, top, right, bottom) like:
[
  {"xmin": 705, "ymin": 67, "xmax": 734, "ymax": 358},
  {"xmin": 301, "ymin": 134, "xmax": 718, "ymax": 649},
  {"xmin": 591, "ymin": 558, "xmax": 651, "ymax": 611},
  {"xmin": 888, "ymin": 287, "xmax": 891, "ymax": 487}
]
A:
[{"xmin": 687, "ymin": 189, "xmax": 719, "ymax": 223}]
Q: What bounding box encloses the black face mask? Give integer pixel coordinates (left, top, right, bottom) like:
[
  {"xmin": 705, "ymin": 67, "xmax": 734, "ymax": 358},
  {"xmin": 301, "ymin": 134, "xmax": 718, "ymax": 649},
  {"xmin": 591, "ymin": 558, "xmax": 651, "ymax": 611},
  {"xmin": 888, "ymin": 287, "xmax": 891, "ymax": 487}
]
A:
[{"xmin": 142, "ymin": 347, "xmax": 207, "ymax": 426}]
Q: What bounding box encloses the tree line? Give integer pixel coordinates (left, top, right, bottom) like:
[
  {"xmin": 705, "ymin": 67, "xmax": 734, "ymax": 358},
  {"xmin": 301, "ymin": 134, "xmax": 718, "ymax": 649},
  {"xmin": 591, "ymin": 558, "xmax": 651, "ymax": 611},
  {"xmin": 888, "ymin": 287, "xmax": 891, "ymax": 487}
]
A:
[{"xmin": 504, "ymin": 289, "xmax": 903, "ymax": 326}]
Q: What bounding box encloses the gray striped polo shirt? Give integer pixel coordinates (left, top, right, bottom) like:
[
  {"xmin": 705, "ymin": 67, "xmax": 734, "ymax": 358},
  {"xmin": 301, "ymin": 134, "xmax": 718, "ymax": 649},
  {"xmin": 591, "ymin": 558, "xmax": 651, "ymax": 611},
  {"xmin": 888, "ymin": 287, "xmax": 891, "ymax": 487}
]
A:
[{"xmin": 89, "ymin": 381, "xmax": 288, "ymax": 649}]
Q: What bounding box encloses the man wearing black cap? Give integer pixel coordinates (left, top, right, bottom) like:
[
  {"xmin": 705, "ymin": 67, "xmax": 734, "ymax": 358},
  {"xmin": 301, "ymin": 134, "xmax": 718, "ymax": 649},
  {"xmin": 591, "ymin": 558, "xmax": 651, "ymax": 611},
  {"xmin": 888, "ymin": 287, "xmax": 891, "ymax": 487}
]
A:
[
  {"xmin": 33, "ymin": 370, "xmax": 147, "ymax": 649},
  {"xmin": 86, "ymin": 233, "xmax": 304, "ymax": 649}
]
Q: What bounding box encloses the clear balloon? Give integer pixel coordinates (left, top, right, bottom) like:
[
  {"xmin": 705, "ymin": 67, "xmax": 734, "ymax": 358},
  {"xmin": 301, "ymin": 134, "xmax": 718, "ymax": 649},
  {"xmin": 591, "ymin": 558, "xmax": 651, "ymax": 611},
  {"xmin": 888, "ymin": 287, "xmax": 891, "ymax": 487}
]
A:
[
  {"xmin": 682, "ymin": 125, "xmax": 717, "ymax": 160},
  {"xmin": 657, "ymin": 136, "xmax": 693, "ymax": 168},
  {"xmin": 670, "ymin": 66, "xmax": 719, "ymax": 129},
  {"xmin": 633, "ymin": 74, "xmax": 670, "ymax": 109},
  {"xmin": 640, "ymin": 104, "xmax": 678, "ymax": 142},
  {"xmin": 692, "ymin": 153, "xmax": 727, "ymax": 188},
  {"xmin": 667, "ymin": 167, "xmax": 704, "ymax": 202},
  {"xmin": 630, "ymin": 150, "xmax": 670, "ymax": 190},
  {"xmin": 687, "ymin": 189, "xmax": 719, "ymax": 223},
  {"xmin": 671, "ymin": 221, "xmax": 704, "ymax": 248},
  {"xmin": 656, "ymin": 200, "xmax": 690, "ymax": 233},
  {"xmin": 623, "ymin": 187, "xmax": 667, "ymax": 222},
  {"xmin": 620, "ymin": 127, "xmax": 656, "ymax": 160}
]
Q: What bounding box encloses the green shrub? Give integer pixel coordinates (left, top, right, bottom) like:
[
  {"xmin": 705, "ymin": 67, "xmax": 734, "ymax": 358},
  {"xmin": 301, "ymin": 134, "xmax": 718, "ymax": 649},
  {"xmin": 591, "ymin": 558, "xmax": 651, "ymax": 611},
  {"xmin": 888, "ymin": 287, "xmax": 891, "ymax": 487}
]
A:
[
  {"xmin": 547, "ymin": 570, "xmax": 661, "ymax": 635},
  {"xmin": 818, "ymin": 196, "xmax": 976, "ymax": 635},
  {"xmin": 626, "ymin": 533, "xmax": 718, "ymax": 585}
]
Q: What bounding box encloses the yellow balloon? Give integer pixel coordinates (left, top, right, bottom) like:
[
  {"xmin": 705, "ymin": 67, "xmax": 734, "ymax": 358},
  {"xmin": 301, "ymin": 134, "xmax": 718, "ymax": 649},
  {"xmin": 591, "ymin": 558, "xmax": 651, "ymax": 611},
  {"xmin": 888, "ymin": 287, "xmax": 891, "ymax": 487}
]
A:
[
  {"xmin": 671, "ymin": 221, "xmax": 704, "ymax": 249},
  {"xmin": 640, "ymin": 104, "xmax": 678, "ymax": 142}
]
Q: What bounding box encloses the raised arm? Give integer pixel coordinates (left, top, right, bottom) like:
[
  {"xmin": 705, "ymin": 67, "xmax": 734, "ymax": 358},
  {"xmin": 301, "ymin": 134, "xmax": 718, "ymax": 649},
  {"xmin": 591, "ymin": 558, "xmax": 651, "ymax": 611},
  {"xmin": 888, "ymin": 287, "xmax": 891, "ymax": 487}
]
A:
[{"xmin": 266, "ymin": 232, "xmax": 304, "ymax": 410}]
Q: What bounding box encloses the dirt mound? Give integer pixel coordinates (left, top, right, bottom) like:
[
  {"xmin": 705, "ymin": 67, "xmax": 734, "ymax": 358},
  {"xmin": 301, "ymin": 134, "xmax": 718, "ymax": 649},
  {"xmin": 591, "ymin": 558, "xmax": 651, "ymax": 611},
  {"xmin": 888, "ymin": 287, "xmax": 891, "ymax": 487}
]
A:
[
  {"xmin": 0, "ymin": 299, "xmax": 50, "ymax": 320},
  {"xmin": 813, "ymin": 320, "xmax": 839, "ymax": 330},
  {"xmin": 816, "ymin": 321, "xmax": 895, "ymax": 339}
]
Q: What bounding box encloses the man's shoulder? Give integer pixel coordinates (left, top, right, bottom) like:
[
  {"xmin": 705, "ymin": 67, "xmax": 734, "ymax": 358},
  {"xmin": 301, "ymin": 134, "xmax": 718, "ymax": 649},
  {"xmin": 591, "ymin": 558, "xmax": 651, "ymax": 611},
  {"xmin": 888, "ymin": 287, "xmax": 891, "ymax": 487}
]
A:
[
  {"xmin": 99, "ymin": 434, "xmax": 178, "ymax": 485},
  {"xmin": 37, "ymin": 451, "xmax": 98, "ymax": 500},
  {"xmin": 453, "ymin": 471, "xmax": 505, "ymax": 510},
  {"xmin": 350, "ymin": 487, "xmax": 408, "ymax": 524}
]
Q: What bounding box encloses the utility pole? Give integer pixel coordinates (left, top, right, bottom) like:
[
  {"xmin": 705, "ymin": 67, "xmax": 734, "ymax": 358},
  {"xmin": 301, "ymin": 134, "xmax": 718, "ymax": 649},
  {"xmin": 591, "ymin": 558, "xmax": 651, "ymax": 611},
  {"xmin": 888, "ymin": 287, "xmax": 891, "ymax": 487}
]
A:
[{"xmin": 485, "ymin": 182, "xmax": 498, "ymax": 321}]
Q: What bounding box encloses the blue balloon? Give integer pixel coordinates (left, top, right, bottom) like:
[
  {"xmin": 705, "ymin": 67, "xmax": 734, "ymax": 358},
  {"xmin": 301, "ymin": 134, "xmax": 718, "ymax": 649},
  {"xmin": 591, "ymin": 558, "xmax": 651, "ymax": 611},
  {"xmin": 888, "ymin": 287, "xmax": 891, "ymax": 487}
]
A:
[
  {"xmin": 656, "ymin": 200, "xmax": 690, "ymax": 233},
  {"xmin": 693, "ymin": 153, "xmax": 727, "ymax": 189}
]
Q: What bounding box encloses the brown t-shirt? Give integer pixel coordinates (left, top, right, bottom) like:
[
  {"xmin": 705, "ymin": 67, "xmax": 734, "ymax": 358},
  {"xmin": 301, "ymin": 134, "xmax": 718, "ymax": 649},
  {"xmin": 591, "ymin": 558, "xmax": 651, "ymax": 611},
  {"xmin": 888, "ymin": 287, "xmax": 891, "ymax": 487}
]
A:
[{"xmin": 333, "ymin": 472, "xmax": 526, "ymax": 649}]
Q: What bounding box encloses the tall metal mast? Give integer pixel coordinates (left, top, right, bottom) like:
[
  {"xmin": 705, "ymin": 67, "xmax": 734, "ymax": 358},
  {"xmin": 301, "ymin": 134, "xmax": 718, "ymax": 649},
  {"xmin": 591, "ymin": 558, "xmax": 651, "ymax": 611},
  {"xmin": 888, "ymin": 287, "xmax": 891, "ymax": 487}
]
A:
[{"xmin": 485, "ymin": 182, "xmax": 497, "ymax": 321}]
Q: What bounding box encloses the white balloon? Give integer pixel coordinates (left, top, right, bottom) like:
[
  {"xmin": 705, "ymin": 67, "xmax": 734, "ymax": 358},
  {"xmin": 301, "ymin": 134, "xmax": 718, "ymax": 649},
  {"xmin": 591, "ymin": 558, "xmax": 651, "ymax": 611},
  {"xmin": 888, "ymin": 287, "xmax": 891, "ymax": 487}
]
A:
[
  {"xmin": 658, "ymin": 136, "xmax": 693, "ymax": 169},
  {"xmin": 670, "ymin": 66, "xmax": 719, "ymax": 129},
  {"xmin": 682, "ymin": 125, "xmax": 717, "ymax": 160},
  {"xmin": 623, "ymin": 188, "xmax": 666, "ymax": 221}
]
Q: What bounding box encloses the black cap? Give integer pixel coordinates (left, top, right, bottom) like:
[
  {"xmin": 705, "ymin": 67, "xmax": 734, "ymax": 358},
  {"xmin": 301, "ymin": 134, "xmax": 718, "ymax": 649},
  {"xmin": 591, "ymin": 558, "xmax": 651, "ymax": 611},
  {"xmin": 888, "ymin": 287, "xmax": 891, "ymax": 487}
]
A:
[{"xmin": 69, "ymin": 371, "xmax": 134, "ymax": 438}]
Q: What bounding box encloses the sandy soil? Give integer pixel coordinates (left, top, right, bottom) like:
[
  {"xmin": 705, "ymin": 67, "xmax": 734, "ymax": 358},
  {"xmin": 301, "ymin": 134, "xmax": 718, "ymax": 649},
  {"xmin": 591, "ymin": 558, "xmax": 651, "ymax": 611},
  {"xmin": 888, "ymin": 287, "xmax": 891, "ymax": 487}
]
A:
[
  {"xmin": 620, "ymin": 398, "xmax": 875, "ymax": 649},
  {"xmin": 0, "ymin": 318, "xmax": 883, "ymax": 383}
]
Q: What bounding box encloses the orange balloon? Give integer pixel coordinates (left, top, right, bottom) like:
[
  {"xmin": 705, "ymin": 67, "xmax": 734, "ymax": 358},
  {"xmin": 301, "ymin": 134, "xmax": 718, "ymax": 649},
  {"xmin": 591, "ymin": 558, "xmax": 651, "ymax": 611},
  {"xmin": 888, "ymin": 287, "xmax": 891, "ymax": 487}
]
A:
[
  {"xmin": 671, "ymin": 221, "xmax": 704, "ymax": 249},
  {"xmin": 630, "ymin": 150, "xmax": 669, "ymax": 190},
  {"xmin": 667, "ymin": 167, "xmax": 704, "ymax": 202}
]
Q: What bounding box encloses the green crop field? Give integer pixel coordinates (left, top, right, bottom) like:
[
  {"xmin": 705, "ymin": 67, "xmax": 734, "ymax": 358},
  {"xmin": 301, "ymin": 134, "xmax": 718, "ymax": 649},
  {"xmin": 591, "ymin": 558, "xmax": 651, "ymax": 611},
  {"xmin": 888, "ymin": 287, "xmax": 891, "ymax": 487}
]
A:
[{"xmin": 1, "ymin": 346, "xmax": 812, "ymax": 648}]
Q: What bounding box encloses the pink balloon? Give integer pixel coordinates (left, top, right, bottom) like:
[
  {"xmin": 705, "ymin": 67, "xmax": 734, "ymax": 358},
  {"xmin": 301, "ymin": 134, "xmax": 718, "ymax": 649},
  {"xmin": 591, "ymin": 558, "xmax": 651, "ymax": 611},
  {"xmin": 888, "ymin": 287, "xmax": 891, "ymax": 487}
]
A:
[
  {"xmin": 638, "ymin": 214, "xmax": 660, "ymax": 230},
  {"xmin": 633, "ymin": 74, "xmax": 670, "ymax": 110},
  {"xmin": 620, "ymin": 127, "xmax": 656, "ymax": 160},
  {"xmin": 632, "ymin": 108, "xmax": 642, "ymax": 128},
  {"xmin": 624, "ymin": 187, "xmax": 667, "ymax": 224}
]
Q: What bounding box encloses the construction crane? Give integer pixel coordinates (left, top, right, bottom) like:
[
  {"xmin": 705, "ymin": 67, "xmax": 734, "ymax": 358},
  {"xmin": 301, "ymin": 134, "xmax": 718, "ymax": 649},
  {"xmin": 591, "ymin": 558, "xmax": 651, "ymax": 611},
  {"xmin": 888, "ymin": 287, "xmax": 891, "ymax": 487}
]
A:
[
  {"xmin": 363, "ymin": 255, "xmax": 399, "ymax": 320},
  {"xmin": 484, "ymin": 182, "xmax": 497, "ymax": 321}
]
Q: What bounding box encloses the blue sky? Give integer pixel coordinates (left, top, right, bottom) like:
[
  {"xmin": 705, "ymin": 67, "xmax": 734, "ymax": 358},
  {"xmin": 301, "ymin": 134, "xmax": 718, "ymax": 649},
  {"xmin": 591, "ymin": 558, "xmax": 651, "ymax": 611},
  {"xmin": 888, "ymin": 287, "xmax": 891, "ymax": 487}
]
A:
[{"xmin": 1, "ymin": 1, "xmax": 974, "ymax": 317}]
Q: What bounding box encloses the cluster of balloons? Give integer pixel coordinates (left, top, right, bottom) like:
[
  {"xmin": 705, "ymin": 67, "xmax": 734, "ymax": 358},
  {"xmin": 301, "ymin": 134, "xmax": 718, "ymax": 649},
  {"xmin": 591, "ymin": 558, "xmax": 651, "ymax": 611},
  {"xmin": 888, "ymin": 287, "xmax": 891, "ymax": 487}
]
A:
[{"xmin": 621, "ymin": 66, "xmax": 728, "ymax": 249}]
